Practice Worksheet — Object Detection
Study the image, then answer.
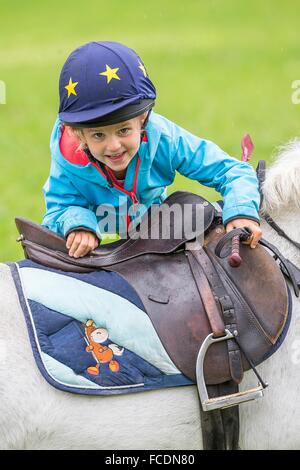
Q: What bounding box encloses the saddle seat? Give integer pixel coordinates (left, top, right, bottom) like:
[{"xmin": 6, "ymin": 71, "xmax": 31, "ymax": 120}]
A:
[{"xmin": 15, "ymin": 191, "xmax": 288, "ymax": 388}]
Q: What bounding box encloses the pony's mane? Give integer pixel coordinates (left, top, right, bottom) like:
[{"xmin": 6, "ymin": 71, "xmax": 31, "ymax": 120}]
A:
[{"xmin": 262, "ymin": 139, "xmax": 300, "ymax": 214}]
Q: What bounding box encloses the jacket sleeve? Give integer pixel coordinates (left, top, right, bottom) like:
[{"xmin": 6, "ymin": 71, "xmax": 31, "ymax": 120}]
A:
[
  {"xmin": 42, "ymin": 159, "xmax": 101, "ymax": 238},
  {"xmin": 171, "ymin": 128, "xmax": 260, "ymax": 224}
]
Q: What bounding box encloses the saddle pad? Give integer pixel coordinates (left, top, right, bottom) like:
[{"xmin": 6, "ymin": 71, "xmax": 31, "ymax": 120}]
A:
[
  {"xmin": 8, "ymin": 260, "xmax": 193, "ymax": 395},
  {"xmin": 8, "ymin": 258, "xmax": 292, "ymax": 396}
]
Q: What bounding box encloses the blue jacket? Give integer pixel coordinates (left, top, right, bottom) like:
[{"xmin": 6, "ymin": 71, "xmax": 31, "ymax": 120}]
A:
[{"xmin": 42, "ymin": 111, "xmax": 260, "ymax": 238}]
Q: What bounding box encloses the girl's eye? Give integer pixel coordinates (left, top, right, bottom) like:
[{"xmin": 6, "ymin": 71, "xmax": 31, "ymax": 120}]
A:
[
  {"xmin": 93, "ymin": 133, "xmax": 104, "ymax": 139},
  {"xmin": 118, "ymin": 128, "xmax": 130, "ymax": 135}
]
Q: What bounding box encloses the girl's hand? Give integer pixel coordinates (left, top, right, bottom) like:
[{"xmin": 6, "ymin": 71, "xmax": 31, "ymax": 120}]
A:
[
  {"xmin": 225, "ymin": 219, "xmax": 262, "ymax": 248},
  {"xmin": 66, "ymin": 230, "xmax": 99, "ymax": 258}
]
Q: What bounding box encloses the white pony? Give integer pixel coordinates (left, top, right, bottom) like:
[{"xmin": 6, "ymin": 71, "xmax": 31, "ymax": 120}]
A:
[{"xmin": 0, "ymin": 141, "xmax": 300, "ymax": 450}]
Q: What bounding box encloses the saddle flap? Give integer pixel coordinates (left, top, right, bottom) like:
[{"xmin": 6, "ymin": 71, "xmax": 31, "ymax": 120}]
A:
[{"xmin": 205, "ymin": 228, "xmax": 289, "ymax": 347}]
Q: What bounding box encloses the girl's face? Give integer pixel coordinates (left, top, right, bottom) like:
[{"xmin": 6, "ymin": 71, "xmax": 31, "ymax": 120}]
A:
[{"xmin": 81, "ymin": 113, "xmax": 147, "ymax": 178}]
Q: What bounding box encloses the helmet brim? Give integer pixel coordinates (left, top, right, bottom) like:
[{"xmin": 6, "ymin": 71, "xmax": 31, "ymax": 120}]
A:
[{"xmin": 61, "ymin": 99, "xmax": 154, "ymax": 128}]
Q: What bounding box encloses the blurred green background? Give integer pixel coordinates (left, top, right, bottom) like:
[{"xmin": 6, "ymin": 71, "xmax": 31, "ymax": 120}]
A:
[{"xmin": 1, "ymin": 0, "xmax": 299, "ymax": 261}]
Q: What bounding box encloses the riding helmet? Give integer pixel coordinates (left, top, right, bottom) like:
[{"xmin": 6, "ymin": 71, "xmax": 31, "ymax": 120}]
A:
[{"xmin": 59, "ymin": 41, "xmax": 156, "ymax": 127}]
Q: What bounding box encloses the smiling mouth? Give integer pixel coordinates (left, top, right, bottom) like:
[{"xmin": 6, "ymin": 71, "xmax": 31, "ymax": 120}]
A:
[{"xmin": 107, "ymin": 151, "xmax": 126, "ymax": 162}]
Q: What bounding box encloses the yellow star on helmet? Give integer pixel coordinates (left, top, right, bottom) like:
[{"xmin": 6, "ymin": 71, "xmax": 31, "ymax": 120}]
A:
[
  {"xmin": 99, "ymin": 65, "xmax": 121, "ymax": 84},
  {"xmin": 138, "ymin": 61, "xmax": 147, "ymax": 77},
  {"xmin": 65, "ymin": 78, "xmax": 78, "ymax": 98}
]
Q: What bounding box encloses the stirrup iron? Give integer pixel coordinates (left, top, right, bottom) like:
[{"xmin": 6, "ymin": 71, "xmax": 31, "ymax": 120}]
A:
[{"xmin": 196, "ymin": 330, "xmax": 265, "ymax": 411}]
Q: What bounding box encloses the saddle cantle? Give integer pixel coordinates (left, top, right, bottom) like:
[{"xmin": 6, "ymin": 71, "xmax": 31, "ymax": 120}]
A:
[{"xmin": 15, "ymin": 191, "xmax": 288, "ymax": 407}]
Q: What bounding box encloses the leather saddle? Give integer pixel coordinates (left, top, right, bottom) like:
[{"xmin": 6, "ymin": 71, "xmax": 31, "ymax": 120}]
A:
[{"xmin": 15, "ymin": 191, "xmax": 289, "ymax": 408}]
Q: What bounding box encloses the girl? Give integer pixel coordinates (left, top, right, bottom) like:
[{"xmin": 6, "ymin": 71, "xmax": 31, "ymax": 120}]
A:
[{"xmin": 42, "ymin": 41, "xmax": 262, "ymax": 257}]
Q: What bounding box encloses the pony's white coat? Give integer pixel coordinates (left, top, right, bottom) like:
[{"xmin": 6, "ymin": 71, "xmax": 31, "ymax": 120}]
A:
[{"xmin": 0, "ymin": 142, "xmax": 300, "ymax": 449}]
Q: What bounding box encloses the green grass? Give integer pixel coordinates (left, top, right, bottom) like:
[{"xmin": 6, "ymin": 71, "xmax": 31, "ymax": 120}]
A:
[{"xmin": 1, "ymin": 0, "xmax": 300, "ymax": 261}]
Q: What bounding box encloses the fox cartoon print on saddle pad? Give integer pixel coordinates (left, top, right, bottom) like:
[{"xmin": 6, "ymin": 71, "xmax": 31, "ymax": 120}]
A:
[{"xmin": 9, "ymin": 260, "xmax": 193, "ymax": 395}]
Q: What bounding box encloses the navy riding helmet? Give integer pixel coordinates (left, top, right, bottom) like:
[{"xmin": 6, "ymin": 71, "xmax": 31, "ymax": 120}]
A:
[{"xmin": 59, "ymin": 41, "xmax": 156, "ymax": 127}]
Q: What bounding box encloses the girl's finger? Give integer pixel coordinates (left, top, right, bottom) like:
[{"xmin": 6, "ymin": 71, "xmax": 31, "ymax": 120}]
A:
[
  {"xmin": 69, "ymin": 233, "xmax": 82, "ymax": 257},
  {"xmin": 66, "ymin": 231, "xmax": 76, "ymax": 249},
  {"xmin": 73, "ymin": 232, "xmax": 89, "ymax": 257},
  {"xmin": 250, "ymin": 229, "xmax": 262, "ymax": 248},
  {"xmin": 92, "ymin": 236, "xmax": 99, "ymax": 250}
]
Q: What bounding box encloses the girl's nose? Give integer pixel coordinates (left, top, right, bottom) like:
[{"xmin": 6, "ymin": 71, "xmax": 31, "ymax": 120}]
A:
[{"xmin": 106, "ymin": 135, "xmax": 122, "ymax": 153}]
